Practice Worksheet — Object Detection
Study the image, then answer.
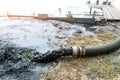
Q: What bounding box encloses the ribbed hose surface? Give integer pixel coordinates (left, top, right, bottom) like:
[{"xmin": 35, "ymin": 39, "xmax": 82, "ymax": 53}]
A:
[{"xmin": 85, "ymin": 37, "xmax": 120, "ymax": 56}]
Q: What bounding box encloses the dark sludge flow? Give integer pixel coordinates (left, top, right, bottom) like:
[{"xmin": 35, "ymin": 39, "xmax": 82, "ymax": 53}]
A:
[
  {"xmin": 0, "ymin": 37, "xmax": 120, "ymax": 76},
  {"xmin": 31, "ymin": 48, "xmax": 73, "ymax": 62},
  {"xmin": 32, "ymin": 37, "xmax": 120, "ymax": 62}
]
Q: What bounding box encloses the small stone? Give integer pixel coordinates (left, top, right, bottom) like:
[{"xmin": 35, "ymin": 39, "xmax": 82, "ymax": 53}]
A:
[
  {"xmin": 89, "ymin": 27, "xmax": 97, "ymax": 31},
  {"xmin": 52, "ymin": 21, "xmax": 61, "ymax": 27},
  {"xmin": 48, "ymin": 38, "xmax": 51, "ymax": 41},
  {"xmin": 75, "ymin": 30, "xmax": 83, "ymax": 34},
  {"xmin": 58, "ymin": 27, "xmax": 63, "ymax": 29},
  {"xmin": 55, "ymin": 35, "xmax": 66, "ymax": 39}
]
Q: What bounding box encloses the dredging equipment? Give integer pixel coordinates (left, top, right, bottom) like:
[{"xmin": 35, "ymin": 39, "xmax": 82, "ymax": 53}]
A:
[{"xmin": 32, "ymin": 37, "xmax": 120, "ymax": 62}]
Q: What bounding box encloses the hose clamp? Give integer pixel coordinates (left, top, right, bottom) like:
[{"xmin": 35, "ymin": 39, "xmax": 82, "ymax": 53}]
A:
[
  {"xmin": 72, "ymin": 46, "xmax": 78, "ymax": 57},
  {"xmin": 72, "ymin": 46, "xmax": 86, "ymax": 57},
  {"xmin": 78, "ymin": 46, "xmax": 82, "ymax": 56},
  {"xmin": 82, "ymin": 46, "xmax": 85, "ymax": 56}
]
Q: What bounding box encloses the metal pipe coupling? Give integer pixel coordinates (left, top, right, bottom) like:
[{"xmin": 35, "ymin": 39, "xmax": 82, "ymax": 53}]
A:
[{"xmin": 72, "ymin": 46, "xmax": 85, "ymax": 57}]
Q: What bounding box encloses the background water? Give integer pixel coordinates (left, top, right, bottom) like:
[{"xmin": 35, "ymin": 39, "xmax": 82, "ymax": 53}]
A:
[
  {"xmin": 0, "ymin": 0, "xmax": 108, "ymax": 17},
  {"xmin": 0, "ymin": 0, "xmax": 116, "ymax": 16}
]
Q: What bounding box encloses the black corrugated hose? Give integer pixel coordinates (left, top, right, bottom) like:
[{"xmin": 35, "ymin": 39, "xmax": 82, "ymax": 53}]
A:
[{"xmin": 32, "ymin": 37, "xmax": 120, "ymax": 62}]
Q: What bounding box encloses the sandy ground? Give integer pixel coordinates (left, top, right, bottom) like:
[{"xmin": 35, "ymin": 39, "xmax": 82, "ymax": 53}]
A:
[{"xmin": 42, "ymin": 22, "xmax": 120, "ymax": 80}]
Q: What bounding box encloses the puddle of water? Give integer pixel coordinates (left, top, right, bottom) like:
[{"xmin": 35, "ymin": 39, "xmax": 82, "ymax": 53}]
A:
[{"xmin": 0, "ymin": 17, "xmax": 92, "ymax": 52}]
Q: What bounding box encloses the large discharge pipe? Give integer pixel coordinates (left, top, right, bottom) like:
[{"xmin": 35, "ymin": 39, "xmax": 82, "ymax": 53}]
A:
[
  {"xmin": 72, "ymin": 37, "xmax": 120, "ymax": 57},
  {"xmin": 32, "ymin": 37, "xmax": 120, "ymax": 62}
]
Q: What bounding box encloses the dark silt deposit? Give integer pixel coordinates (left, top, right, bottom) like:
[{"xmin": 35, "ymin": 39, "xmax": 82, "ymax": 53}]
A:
[
  {"xmin": 0, "ymin": 46, "xmax": 54, "ymax": 80},
  {"xmin": 0, "ymin": 17, "xmax": 91, "ymax": 80},
  {"xmin": 0, "ymin": 46, "xmax": 72, "ymax": 76}
]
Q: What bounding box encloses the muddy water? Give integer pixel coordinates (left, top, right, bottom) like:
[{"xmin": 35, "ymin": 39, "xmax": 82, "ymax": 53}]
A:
[{"xmin": 0, "ymin": 17, "xmax": 91, "ymax": 80}]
